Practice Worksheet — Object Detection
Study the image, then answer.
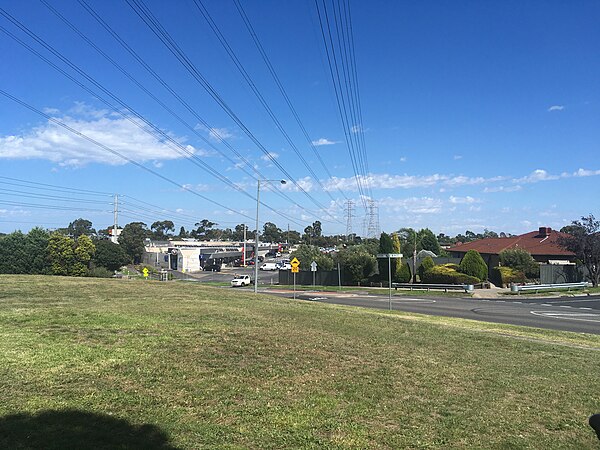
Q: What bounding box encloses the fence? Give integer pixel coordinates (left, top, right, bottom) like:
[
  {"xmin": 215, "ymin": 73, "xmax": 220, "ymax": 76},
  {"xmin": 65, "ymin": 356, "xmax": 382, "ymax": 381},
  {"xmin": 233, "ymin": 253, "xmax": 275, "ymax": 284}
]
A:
[
  {"xmin": 539, "ymin": 264, "xmax": 586, "ymax": 284},
  {"xmin": 278, "ymin": 270, "xmax": 353, "ymax": 286}
]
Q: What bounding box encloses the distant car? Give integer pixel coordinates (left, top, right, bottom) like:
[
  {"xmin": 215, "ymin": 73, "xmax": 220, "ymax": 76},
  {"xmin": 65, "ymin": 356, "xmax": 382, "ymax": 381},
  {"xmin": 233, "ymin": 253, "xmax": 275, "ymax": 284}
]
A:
[
  {"xmin": 260, "ymin": 262, "xmax": 278, "ymax": 271},
  {"xmin": 231, "ymin": 274, "xmax": 252, "ymax": 287},
  {"xmin": 203, "ymin": 264, "xmax": 221, "ymax": 272},
  {"xmin": 277, "ymin": 262, "xmax": 292, "ymax": 270}
]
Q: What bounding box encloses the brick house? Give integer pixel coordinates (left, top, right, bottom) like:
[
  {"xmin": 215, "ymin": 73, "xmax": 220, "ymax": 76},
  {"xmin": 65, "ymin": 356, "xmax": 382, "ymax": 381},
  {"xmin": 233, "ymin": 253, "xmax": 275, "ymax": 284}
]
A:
[{"xmin": 447, "ymin": 227, "xmax": 575, "ymax": 272}]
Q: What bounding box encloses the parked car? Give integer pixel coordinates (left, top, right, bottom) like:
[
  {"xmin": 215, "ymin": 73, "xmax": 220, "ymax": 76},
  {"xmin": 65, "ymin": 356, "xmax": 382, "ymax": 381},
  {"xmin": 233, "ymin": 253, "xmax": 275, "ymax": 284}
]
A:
[
  {"xmin": 277, "ymin": 262, "xmax": 292, "ymax": 270},
  {"xmin": 231, "ymin": 274, "xmax": 252, "ymax": 287},
  {"xmin": 203, "ymin": 264, "xmax": 221, "ymax": 272},
  {"xmin": 260, "ymin": 262, "xmax": 278, "ymax": 271}
]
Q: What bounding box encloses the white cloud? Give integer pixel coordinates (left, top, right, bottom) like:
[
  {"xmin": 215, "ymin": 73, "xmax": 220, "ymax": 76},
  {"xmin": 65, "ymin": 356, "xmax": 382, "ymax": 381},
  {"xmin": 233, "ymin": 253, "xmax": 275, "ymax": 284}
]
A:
[
  {"xmin": 573, "ymin": 168, "xmax": 600, "ymax": 177},
  {"xmin": 260, "ymin": 152, "xmax": 279, "ymax": 161},
  {"xmin": 181, "ymin": 183, "xmax": 211, "ymax": 192},
  {"xmin": 449, "ymin": 196, "xmax": 480, "ymax": 204},
  {"xmin": 399, "ymin": 157, "xmax": 407, "ymax": 162},
  {"xmin": 453, "ymin": 155, "xmax": 463, "ymax": 160},
  {"xmin": 281, "ymin": 176, "xmax": 313, "ymax": 192},
  {"xmin": 484, "ymin": 185, "xmax": 522, "ymax": 193},
  {"xmin": 351, "ymin": 124, "xmax": 364, "ymax": 134},
  {"xmin": 548, "ymin": 105, "xmax": 564, "ymax": 112},
  {"xmin": 208, "ymin": 127, "xmax": 234, "ymax": 141},
  {"xmin": 513, "ymin": 169, "xmax": 560, "ymax": 184},
  {"xmin": 379, "ymin": 196, "xmax": 443, "ymax": 214},
  {"xmin": 0, "ymin": 106, "xmax": 205, "ymax": 167},
  {"xmin": 312, "ymin": 138, "xmax": 338, "ymax": 146}
]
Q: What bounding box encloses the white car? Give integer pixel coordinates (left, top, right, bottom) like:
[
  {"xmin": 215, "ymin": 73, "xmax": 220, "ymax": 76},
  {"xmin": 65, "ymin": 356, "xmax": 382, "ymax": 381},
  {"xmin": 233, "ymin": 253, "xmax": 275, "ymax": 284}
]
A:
[
  {"xmin": 231, "ymin": 275, "xmax": 252, "ymax": 287},
  {"xmin": 277, "ymin": 262, "xmax": 292, "ymax": 270},
  {"xmin": 260, "ymin": 262, "xmax": 278, "ymax": 271}
]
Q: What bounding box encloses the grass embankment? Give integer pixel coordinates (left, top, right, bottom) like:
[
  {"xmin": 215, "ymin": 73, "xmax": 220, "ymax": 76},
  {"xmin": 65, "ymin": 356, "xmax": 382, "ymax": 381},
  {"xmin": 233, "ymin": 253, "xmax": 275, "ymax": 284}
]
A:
[{"xmin": 0, "ymin": 275, "xmax": 599, "ymax": 448}]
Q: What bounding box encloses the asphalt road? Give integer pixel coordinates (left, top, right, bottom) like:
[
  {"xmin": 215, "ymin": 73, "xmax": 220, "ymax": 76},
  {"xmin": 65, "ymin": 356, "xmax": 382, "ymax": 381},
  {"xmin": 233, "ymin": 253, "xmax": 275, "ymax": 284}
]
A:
[
  {"xmin": 173, "ymin": 268, "xmax": 600, "ymax": 335},
  {"xmin": 273, "ymin": 291, "xmax": 600, "ymax": 335}
]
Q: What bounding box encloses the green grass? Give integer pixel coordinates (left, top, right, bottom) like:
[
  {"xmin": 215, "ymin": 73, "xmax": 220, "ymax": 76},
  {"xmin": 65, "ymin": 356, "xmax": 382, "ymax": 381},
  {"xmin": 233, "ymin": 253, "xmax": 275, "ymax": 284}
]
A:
[{"xmin": 1, "ymin": 275, "xmax": 599, "ymax": 448}]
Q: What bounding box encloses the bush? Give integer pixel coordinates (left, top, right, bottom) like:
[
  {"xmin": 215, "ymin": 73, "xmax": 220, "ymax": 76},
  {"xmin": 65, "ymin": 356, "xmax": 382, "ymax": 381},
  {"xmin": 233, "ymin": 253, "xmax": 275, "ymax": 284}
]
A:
[
  {"xmin": 491, "ymin": 266, "xmax": 526, "ymax": 287},
  {"xmin": 395, "ymin": 262, "xmax": 412, "ymax": 283},
  {"xmin": 499, "ymin": 248, "xmax": 540, "ymax": 279},
  {"xmin": 87, "ymin": 267, "xmax": 114, "ymax": 278},
  {"xmin": 422, "ymin": 264, "xmax": 480, "ymax": 285},
  {"xmin": 418, "ymin": 256, "xmax": 435, "ymax": 281},
  {"xmin": 459, "ymin": 250, "xmax": 488, "ymax": 281}
]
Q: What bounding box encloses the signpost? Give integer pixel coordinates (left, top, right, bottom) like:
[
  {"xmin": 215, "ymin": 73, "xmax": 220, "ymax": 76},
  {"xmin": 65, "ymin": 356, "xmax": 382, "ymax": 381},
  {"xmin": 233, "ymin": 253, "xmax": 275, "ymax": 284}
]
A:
[
  {"xmin": 376, "ymin": 253, "xmax": 403, "ymax": 310},
  {"xmin": 310, "ymin": 260, "xmax": 317, "ymax": 287},
  {"xmin": 290, "ymin": 257, "xmax": 300, "ymax": 299}
]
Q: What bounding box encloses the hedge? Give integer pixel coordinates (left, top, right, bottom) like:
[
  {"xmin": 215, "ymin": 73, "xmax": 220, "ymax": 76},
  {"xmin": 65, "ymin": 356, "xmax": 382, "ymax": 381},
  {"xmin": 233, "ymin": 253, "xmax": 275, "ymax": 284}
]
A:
[
  {"xmin": 421, "ymin": 264, "xmax": 480, "ymax": 285},
  {"xmin": 491, "ymin": 266, "xmax": 526, "ymax": 288}
]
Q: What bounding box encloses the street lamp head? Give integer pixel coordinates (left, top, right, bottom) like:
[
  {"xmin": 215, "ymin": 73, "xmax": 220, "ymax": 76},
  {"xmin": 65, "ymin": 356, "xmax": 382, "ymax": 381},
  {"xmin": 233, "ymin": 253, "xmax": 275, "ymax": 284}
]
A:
[{"xmin": 280, "ymin": 179, "xmax": 287, "ymax": 185}]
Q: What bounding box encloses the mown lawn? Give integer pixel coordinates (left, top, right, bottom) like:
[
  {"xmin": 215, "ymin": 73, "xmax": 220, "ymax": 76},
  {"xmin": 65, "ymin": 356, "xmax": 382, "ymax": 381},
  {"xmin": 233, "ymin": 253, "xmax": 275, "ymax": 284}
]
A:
[{"xmin": 0, "ymin": 275, "xmax": 599, "ymax": 448}]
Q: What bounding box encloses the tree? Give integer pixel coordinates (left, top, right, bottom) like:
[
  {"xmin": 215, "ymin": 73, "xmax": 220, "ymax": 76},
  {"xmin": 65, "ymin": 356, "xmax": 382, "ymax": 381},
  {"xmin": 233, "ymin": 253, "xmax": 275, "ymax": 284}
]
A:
[
  {"xmin": 151, "ymin": 220, "xmax": 175, "ymax": 240},
  {"xmin": 262, "ymin": 222, "xmax": 283, "ymax": 243},
  {"xmin": 303, "ymin": 226, "xmax": 314, "ymax": 244},
  {"xmin": 47, "ymin": 233, "xmax": 76, "ymax": 276},
  {"xmin": 119, "ymin": 222, "xmax": 149, "ymax": 264},
  {"xmin": 192, "ymin": 219, "xmax": 217, "ymax": 240},
  {"xmin": 396, "ymin": 262, "xmax": 412, "ymax": 283},
  {"xmin": 24, "ymin": 227, "xmax": 50, "ymax": 274},
  {"xmin": 0, "ymin": 231, "xmax": 28, "ymax": 274},
  {"xmin": 558, "ymin": 214, "xmax": 600, "ymax": 287},
  {"xmin": 377, "ymin": 232, "xmax": 394, "ymax": 281},
  {"xmin": 67, "ymin": 218, "xmax": 96, "ymax": 239},
  {"xmin": 499, "ymin": 248, "xmax": 539, "ymax": 279},
  {"xmin": 391, "ymin": 233, "xmax": 403, "ymax": 281},
  {"xmin": 418, "ymin": 228, "xmax": 441, "ymax": 255},
  {"xmin": 459, "ymin": 250, "xmax": 488, "ymax": 281},
  {"xmin": 73, "ymin": 235, "xmax": 96, "ymax": 276},
  {"xmin": 178, "ymin": 226, "xmax": 188, "ymax": 239},
  {"xmin": 336, "ymin": 246, "xmax": 376, "ymax": 284},
  {"xmin": 291, "ymin": 244, "xmax": 333, "ymax": 271},
  {"xmin": 93, "ymin": 239, "xmax": 130, "ymax": 271},
  {"xmin": 312, "ymin": 221, "xmax": 322, "ymax": 238},
  {"xmin": 418, "ymin": 256, "xmax": 435, "ymax": 281}
]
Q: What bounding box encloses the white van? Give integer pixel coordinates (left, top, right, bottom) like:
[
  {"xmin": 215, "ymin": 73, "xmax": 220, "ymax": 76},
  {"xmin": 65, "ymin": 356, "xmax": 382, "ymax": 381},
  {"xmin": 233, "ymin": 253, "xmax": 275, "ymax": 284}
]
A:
[{"xmin": 260, "ymin": 262, "xmax": 278, "ymax": 271}]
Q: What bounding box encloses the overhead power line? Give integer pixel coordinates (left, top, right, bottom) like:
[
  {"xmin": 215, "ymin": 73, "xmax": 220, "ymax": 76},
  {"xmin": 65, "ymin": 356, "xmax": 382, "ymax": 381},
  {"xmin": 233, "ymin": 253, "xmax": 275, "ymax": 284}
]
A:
[
  {"xmin": 125, "ymin": 0, "xmax": 344, "ymax": 225},
  {"xmin": 0, "ymin": 8, "xmax": 307, "ymax": 227}
]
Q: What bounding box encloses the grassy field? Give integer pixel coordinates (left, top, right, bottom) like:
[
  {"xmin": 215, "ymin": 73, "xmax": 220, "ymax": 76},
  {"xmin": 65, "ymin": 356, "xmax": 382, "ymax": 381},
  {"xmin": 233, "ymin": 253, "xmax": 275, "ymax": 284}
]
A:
[{"xmin": 1, "ymin": 275, "xmax": 599, "ymax": 449}]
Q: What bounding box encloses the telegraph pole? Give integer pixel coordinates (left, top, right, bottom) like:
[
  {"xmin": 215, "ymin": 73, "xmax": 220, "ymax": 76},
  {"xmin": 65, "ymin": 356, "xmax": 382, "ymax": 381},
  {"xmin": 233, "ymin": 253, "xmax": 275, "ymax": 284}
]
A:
[{"xmin": 113, "ymin": 193, "xmax": 119, "ymax": 244}]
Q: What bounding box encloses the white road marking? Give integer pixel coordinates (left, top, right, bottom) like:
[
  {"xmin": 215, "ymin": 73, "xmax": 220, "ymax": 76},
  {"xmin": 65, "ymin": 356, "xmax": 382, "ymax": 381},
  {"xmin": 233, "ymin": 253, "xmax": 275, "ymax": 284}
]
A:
[{"xmin": 531, "ymin": 310, "xmax": 600, "ymax": 323}]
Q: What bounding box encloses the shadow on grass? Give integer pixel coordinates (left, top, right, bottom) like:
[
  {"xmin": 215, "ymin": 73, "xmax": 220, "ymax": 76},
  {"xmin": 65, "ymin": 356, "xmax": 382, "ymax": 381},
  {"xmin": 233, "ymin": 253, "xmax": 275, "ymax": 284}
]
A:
[{"xmin": 0, "ymin": 409, "xmax": 179, "ymax": 449}]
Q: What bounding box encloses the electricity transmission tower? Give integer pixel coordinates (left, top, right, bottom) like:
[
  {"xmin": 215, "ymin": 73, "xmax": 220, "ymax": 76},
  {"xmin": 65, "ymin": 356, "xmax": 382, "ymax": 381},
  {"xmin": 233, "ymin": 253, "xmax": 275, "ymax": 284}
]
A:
[
  {"xmin": 345, "ymin": 199, "xmax": 355, "ymax": 241},
  {"xmin": 366, "ymin": 199, "xmax": 380, "ymax": 239}
]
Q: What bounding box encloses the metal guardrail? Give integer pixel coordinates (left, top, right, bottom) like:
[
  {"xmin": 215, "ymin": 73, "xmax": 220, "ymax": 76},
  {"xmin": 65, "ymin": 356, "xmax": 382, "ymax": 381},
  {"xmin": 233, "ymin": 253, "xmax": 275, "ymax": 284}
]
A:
[
  {"xmin": 511, "ymin": 282, "xmax": 589, "ymax": 294},
  {"xmin": 392, "ymin": 283, "xmax": 474, "ymax": 293}
]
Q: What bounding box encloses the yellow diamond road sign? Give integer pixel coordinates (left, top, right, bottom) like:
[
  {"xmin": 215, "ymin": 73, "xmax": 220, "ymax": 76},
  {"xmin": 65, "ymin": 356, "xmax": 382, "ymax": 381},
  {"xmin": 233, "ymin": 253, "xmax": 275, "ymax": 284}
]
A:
[
  {"xmin": 291, "ymin": 266, "xmax": 299, "ymax": 273},
  {"xmin": 290, "ymin": 257, "xmax": 300, "ymax": 268},
  {"xmin": 142, "ymin": 268, "xmax": 149, "ymax": 277}
]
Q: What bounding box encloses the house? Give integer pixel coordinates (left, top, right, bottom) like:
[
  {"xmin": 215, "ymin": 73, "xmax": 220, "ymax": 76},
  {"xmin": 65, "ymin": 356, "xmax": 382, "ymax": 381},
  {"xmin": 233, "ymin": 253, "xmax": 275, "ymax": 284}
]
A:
[{"xmin": 447, "ymin": 227, "xmax": 575, "ymax": 271}]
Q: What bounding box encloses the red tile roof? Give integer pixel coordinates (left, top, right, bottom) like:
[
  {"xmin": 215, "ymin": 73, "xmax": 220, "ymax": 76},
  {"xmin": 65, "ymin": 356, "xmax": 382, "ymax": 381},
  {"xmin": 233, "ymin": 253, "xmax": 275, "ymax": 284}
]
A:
[{"xmin": 447, "ymin": 229, "xmax": 574, "ymax": 256}]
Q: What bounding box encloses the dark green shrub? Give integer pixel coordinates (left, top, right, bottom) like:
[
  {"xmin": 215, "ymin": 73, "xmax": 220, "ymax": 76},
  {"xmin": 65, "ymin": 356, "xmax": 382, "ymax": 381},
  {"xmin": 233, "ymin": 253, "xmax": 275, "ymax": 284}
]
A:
[
  {"xmin": 491, "ymin": 266, "xmax": 526, "ymax": 287},
  {"xmin": 499, "ymin": 248, "xmax": 540, "ymax": 279},
  {"xmin": 395, "ymin": 262, "xmax": 412, "ymax": 283},
  {"xmin": 418, "ymin": 256, "xmax": 435, "ymax": 281},
  {"xmin": 87, "ymin": 267, "xmax": 114, "ymax": 278},
  {"xmin": 459, "ymin": 250, "xmax": 488, "ymax": 281},
  {"xmin": 422, "ymin": 264, "xmax": 480, "ymax": 284}
]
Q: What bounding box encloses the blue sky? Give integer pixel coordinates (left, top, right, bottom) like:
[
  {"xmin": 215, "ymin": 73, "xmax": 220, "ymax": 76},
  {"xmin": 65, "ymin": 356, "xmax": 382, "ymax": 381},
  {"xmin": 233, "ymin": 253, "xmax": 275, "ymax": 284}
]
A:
[{"xmin": 1, "ymin": 0, "xmax": 599, "ymax": 237}]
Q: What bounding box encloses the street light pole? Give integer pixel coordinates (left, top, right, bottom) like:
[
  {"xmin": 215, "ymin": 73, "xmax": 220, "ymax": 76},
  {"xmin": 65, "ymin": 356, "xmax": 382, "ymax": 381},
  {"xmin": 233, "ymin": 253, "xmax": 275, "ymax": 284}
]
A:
[{"xmin": 254, "ymin": 179, "xmax": 286, "ymax": 293}]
